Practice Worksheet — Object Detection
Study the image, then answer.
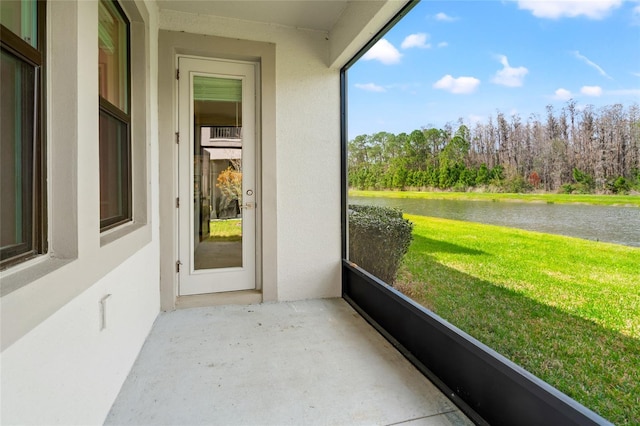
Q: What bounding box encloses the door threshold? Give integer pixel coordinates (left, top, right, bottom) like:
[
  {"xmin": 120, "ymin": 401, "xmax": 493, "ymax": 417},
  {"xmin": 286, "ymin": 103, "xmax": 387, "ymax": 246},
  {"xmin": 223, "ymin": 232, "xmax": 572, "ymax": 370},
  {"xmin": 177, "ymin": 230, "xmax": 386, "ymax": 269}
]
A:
[{"xmin": 176, "ymin": 290, "xmax": 262, "ymax": 309}]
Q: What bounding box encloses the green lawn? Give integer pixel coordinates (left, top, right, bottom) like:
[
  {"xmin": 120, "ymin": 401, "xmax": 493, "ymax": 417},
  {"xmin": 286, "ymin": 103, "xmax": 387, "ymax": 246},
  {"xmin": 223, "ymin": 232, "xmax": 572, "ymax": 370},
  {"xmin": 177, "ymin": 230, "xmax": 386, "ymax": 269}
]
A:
[
  {"xmin": 208, "ymin": 219, "xmax": 242, "ymax": 241},
  {"xmin": 350, "ymin": 189, "xmax": 640, "ymax": 207},
  {"xmin": 396, "ymin": 214, "xmax": 640, "ymax": 424}
]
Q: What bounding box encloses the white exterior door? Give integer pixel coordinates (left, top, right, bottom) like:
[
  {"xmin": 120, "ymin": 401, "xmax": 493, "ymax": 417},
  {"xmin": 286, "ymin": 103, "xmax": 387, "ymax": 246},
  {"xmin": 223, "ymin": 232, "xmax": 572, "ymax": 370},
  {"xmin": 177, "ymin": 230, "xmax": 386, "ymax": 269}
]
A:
[{"xmin": 178, "ymin": 57, "xmax": 257, "ymax": 295}]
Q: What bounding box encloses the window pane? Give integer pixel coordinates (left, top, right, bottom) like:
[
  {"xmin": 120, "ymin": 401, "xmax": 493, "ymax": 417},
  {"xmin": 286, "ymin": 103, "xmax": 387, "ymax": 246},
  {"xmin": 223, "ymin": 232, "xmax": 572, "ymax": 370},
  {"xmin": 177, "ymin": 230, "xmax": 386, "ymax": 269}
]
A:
[
  {"xmin": 98, "ymin": 0, "xmax": 130, "ymax": 231},
  {"xmin": 1, "ymin": 49, "xmax": 35, "ymax": 260},
  {"xmin": 0, "ymin": 0, "xmax": 38, "ymax": 48},
  {"xmin": 98, "ymin": 0, "xmax": 128, "ymax": 113},
  {"xmin": 99, "ymin": 110, "xmax": 130, "ymax": 226}
]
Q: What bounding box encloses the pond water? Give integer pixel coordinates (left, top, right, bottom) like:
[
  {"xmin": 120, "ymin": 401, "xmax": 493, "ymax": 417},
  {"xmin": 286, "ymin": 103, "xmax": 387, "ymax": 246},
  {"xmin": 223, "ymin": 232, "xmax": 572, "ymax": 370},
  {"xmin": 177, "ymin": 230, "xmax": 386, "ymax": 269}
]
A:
[{"xmin": 349, "ymin": 195, "xmax": 640, "ymax": 247}]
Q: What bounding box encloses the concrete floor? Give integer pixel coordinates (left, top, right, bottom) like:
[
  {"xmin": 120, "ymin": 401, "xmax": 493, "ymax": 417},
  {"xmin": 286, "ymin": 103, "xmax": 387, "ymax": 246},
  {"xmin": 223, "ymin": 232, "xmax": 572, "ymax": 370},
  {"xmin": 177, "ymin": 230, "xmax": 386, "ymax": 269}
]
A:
[{"xmin": 106, "ymin": 298, "xmax": 473, "ymax": 426}]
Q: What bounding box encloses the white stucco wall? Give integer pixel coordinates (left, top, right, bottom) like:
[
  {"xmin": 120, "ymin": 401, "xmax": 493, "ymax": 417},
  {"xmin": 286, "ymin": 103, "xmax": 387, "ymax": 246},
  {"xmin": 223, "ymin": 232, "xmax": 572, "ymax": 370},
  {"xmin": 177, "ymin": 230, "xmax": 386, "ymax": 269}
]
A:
[
  {"xmin": 0, "ymin": 1, "xmax": 161, "ymax": 424},
  {"xmin": 160, "ymin": 11, "xmax": 343, "ymax": 301},
  {"xmin": 1, "ymin": 246, "xmax": 160, "ymax": 425}
]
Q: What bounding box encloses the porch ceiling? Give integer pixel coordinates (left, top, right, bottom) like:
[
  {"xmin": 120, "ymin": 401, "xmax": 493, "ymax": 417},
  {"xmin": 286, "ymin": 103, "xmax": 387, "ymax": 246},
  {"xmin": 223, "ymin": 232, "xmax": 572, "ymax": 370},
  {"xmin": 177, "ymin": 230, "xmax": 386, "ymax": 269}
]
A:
[
  {"xmin": 156, "ymin": 0, "xmax": 411, "ymax": 68},
  {"xmin": 156, "ymin": 0, "xmax": 350, "ymax": 32}
]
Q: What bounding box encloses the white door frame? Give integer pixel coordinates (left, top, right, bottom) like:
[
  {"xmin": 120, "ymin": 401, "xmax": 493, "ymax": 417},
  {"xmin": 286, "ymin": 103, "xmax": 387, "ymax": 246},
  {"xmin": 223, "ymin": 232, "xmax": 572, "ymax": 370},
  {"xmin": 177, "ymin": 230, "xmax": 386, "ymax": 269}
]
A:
[
  {"xmin": 177, "ymin": 56, "xmax": 259, "ymax": 295},
  {"xmin": 158, "ymin": 32, "xmax": 278, "ymax": 310}
]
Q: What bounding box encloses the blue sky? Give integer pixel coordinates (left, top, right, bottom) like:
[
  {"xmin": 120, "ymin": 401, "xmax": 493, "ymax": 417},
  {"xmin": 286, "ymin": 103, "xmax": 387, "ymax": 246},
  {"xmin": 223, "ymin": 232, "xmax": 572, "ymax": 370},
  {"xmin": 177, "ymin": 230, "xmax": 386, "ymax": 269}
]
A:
[{"xmin": 347, "ymin": 0, "xmax": 640, "ymax": 139}]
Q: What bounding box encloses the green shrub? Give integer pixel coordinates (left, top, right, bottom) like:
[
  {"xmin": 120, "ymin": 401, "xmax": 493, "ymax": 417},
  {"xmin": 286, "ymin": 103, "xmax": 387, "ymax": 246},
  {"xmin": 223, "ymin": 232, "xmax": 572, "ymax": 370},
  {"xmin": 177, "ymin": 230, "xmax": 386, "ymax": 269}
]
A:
[
  {"xmin": 560, "ymin": 183, "xmax": 575, "ymax": 194},
  {"xmin": 632, "ymin": 168, "xmax": 640, "ymax": 190},
  {"xmin": 572, "ymin": 168, "xmax": 594, "ymax": 193},
  {"xmin": 348, "ymin": 204, "xmax": 414, "ymax": 285},
  {"xmin": 607, "ymin": 176, "xmax": 630, "ymax": 194},
  {"xmin": 500, "ymin": 175, "xmax": 531, "ymax": 193}
]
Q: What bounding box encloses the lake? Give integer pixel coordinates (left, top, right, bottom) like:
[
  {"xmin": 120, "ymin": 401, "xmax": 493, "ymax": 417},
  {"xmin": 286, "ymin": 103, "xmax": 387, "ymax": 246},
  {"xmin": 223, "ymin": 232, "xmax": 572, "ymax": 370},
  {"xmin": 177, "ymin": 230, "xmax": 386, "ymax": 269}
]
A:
[{"xmin": 349, "ymin": 196, "xmax": 640, "ymax": 247}]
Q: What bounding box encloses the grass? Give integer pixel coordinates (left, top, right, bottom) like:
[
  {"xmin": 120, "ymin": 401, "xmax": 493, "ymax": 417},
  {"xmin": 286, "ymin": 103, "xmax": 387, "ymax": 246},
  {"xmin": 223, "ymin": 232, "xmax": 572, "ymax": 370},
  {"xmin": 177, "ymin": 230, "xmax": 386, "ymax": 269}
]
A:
[
  {"xmin": 350, "ymin": 189, "xmax": 640, "ymax": 207},
  {"xmin": 396, "ymin": 214, "xmax": 640, "ymax": 424},
  {"xmin": 207, "ymin": 218, "xmax": 242, "ymax": 241}
]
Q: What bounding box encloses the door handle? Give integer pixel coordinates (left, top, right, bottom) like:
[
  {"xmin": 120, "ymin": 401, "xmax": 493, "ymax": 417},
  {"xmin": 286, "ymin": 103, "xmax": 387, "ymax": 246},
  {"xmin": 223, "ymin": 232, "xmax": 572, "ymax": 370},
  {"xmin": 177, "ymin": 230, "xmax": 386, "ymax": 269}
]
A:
[{"xmin": 241, "ymin": 202, "xmax": 256, "ymax": 210}]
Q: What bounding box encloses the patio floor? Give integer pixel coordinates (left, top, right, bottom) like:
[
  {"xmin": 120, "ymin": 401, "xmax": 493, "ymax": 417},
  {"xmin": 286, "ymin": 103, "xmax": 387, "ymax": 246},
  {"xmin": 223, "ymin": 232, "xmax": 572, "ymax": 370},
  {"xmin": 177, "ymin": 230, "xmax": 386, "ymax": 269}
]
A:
[{"xmin": 105, "ymin": 298, "xmax": 473, "ymax": 425}]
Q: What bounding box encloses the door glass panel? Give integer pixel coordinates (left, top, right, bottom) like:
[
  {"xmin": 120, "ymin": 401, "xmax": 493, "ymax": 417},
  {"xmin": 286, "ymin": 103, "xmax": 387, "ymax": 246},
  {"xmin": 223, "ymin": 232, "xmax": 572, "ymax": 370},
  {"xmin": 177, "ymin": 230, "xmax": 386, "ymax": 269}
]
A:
[{"xmin": 193, "ymin": 76, "xmax": 243, "ymax": 270}]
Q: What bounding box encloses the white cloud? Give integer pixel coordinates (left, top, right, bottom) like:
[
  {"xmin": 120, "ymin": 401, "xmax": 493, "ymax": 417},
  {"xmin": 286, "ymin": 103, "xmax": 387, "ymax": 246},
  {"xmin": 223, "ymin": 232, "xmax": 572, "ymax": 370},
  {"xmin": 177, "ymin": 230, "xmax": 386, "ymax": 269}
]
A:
[
  {"xmin": 433, "ymin": 75, "xmax": 480, "ymax": 94},
  {"xmin": 553, "ymin": 87, "xmax": 638, "ymax": 100},
  {"xmin": 492, "ymin": 55, "xmax": 529, "ymax": 87},
  {"xmin": 437, "ymin": 41, "xmax": 449, "ymax": 48},
  {"xmin": 354, "ymin": 83, "xmax": 386, "ymax": 93},
  {"xmin": 572, "ymin": 51, "xmax": 612, "ymax": 79},
  {"xmin": 517, "ymin": 0, "xmax": 622, "ymax": 19},
  {"xmin": 362, "ymin": 39, "xmax": 402, "ymax": 65},
  {"xmin": 401, "ymin": 33, "xmax": 431, "ymax": 49},
  {"xmin": 435, "ymin": 12, "xmax": 457, "ymax": 22},
  {"xmin": 581, "ymin": 85, "xmax": 603, "ymax": 96},
  {"xmin": 554, "ymin": 88, "xmax": 573, "ymax": 100}
]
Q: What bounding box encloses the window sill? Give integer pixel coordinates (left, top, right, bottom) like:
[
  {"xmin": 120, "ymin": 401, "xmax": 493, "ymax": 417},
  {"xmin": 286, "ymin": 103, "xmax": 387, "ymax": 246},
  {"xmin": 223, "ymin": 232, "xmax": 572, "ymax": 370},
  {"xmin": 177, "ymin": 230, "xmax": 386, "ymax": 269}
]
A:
[
  {"xmin": 100, "ymin": 220, "xmax": 145, "ymax": 247},
  {"xmin": 0, "ymin": 255, "xmax": 75, "ymax": 298}
]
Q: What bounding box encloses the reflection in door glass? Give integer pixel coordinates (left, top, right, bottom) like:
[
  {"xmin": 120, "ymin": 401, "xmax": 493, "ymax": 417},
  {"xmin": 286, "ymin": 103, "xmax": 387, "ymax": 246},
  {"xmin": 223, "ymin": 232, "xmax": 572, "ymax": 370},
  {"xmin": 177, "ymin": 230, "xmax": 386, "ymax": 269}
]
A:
[{"xmin": 192, "ymin": 76, "xmax": 243, "ymax": 270}]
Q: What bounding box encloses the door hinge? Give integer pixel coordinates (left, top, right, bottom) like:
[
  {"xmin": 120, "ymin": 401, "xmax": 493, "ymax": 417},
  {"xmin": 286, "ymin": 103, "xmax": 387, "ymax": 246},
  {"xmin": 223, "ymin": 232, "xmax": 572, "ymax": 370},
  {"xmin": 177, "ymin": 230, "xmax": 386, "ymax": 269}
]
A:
[
  {"xmin": 176, "ymin": 68, "xmax": 180, "ymax": 80},
  {"xmin": 176, "ymin": 197, "xmax": 180, "ymax": 208},
  {"xmin": 176, "ymin": 260, "xmax": 182, "ymax": 273},
  {"xmin": 175, "ymin": 132, "xmax": 180, "ymax": 144}
]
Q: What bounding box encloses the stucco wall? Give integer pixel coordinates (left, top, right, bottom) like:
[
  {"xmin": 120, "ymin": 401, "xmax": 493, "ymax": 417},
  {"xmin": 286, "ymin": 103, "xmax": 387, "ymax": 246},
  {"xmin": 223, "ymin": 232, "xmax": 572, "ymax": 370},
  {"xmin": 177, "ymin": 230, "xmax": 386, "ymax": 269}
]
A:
[
  {"xmin": 0, "ymin": 1, "xmax": 161, "ymax": 424},
  {"xmin": 1, "ymin": 246, "xmax": 160, "ymax": 424},
  {"xmin": 160, "ymin": 11, "xmax": 342, "ymax": 301}
]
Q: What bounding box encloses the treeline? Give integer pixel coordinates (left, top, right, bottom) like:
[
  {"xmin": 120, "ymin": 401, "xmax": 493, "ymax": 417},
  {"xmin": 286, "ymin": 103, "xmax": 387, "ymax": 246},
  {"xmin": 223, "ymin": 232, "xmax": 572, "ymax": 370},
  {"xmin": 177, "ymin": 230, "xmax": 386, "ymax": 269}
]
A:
[{"xmin": 348, "ymin": 102, "xmax": 640, "ymax": 194}]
